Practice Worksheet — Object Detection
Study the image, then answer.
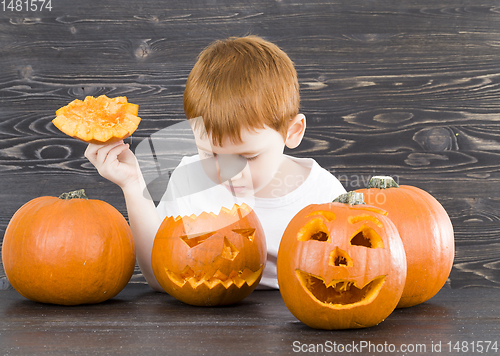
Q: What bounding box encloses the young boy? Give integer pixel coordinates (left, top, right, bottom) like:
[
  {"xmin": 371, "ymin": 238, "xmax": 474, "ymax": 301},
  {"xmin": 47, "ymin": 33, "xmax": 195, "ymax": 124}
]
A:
[{"xmin": 85, "ymin": 35, "xmax": 346, "ymax": 291}]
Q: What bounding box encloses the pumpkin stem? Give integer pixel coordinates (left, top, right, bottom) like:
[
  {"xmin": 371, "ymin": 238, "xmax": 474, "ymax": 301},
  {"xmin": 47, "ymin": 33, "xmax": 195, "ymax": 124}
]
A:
[
  {"xmin": 58, "ymin": 189, "xmax": 88, "ymax": 200},
  {"xmin": 333, "ymin": 191, "xmax": 365, "ymax": 205},
  {"xmin": 367, "ymin": 176, "xmax": 399, "ymax": 189}
]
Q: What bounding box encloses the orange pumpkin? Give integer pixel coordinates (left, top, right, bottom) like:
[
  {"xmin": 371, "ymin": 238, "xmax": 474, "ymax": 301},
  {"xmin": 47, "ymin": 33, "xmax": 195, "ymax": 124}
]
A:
[
  {"xmin": 151, "ymin": 203, "xmax": 266, "ymax": 306},
  {"xmin": 1, "ymin": 190, "xmax": 136, "ymax": 305},
  {"xmin": 277, "ymin": 192, "xmax": 406, "ymax": 329},
  {"xmin": 357, "ymin": 176, "xmax": 454, "ymax": 308},
  {"xmin": 52, "ymin": 95, "xmax": 141, "ymax": 144}
]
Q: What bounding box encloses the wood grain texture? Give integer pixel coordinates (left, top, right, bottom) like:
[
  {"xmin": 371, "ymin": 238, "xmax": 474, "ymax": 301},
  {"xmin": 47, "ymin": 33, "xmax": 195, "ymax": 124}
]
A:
[
  {"xmin": 0, "ymin": 284, "xmax": 499, "ymax": 355},
  {"xmin": 1, "ymin": 0, "xmax": 500, "ymax": 289}
]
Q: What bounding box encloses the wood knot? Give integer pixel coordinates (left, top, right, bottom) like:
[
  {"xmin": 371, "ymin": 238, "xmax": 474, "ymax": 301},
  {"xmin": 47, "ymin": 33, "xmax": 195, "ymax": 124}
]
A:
[
  {"xmin": 135, "ymin": 40, "xmax": 152, "ymax": 59},
  {"xmin": 413, "ymin": 127, "xmax": 457, "ymax": 151},
  {"xmin": 19, "ymin": 65, "xmax": 33, "ymax": 80},
  {"xmin": 70, "ymin": 86, "xmax": 101, "ymax": 98}
]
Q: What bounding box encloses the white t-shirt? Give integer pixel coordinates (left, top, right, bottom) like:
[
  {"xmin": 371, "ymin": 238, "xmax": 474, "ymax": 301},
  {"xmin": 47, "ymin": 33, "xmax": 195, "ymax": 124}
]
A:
[{"xmin": 156, "ymin": 154, "xmax": 346, "ymax": 289}]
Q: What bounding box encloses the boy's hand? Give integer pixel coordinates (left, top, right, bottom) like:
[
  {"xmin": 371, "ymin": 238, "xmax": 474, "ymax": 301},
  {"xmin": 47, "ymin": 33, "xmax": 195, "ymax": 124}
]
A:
[{"xmin": 85, "ymin": 141, "xmax": 139, "ymax": 190}]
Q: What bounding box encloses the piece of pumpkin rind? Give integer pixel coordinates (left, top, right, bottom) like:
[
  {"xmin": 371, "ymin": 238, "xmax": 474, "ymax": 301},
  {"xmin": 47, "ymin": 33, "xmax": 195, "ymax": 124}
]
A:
[
  {"xmin": 55, "ymin": 107, "xmax": 67, "ymax": 117},
  {"xmin": 125, "ymin": 103, "xmax": 139, "ymax": 115},
  {"xmin": 111, "ymin": 126, "xmax": 129, "ymax": 139},
  {"xmin": 52, "ymin": 114, "xmax": 69, "ymax": 131},
  {"xmin": 59, "ymin": 120, "xmax": 79, "ymax": 137},
  {"xmin": 53, "ymin": 96, "xmax": 141, "ymax": 143},
  {"xmin": 93, "ymin": 127, "xmax": 113, "ymax": 143},
  {"xmin": 76, "ymin": 122, "xmax": 93, "ymax": 142},
  {"xmin": 126, "ymin": 112, "xmax": 141, "ymax": 126},
  {"xmin": 119, "ymin": 114, "xmax": 141, "ymax": 132}
]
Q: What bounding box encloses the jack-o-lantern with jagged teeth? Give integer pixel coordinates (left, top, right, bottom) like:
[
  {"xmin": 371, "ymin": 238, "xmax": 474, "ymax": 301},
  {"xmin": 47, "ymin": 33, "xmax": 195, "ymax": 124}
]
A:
[
  {"xmin": 151, "ymin": 203, "xmax": 266, "ymax": 306},
  {"xmin": 277, "ymin": 192, "xmax": 407, "ymax": 329}
]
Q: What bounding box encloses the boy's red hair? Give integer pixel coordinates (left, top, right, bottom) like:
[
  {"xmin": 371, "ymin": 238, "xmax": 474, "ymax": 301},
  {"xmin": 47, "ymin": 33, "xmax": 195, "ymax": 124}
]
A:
[{"xmin": 184, "ymin": 35, "xmax": 300, "ymax": 146}]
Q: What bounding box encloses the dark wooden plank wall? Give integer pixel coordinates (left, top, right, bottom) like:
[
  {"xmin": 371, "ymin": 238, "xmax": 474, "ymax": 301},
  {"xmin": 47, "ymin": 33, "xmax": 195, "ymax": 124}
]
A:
[{"xmin": 1, "ymin": 0, "xmax": 499, "ymax": 289}]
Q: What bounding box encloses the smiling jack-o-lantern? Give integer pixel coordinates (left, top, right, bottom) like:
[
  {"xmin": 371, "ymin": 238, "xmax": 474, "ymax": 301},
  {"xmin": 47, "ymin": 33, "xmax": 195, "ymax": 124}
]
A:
[
  {"xmin": 151, "ymin": 203, "xmax": 266, "ymax": 306},
  {"xmin": 277, "ymin": 192, "xmax": 406, "ymax": 329}
]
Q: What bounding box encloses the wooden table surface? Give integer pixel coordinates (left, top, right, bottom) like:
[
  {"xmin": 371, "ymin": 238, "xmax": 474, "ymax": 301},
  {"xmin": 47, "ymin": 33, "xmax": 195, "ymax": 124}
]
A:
[{"xmin": 0, "ymin": 283, "xmax": 498, "ymax": 355}]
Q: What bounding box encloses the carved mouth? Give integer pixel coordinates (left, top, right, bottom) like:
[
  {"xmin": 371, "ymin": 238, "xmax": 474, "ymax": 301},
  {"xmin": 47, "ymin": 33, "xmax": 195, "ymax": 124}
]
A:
[
  {"xmin": 296, "ymin": 270, "xmax": 385, "ymax": 306},
  {"xmin": 165, "ymin": 265, "xmax": 264, "ymax": 289}
]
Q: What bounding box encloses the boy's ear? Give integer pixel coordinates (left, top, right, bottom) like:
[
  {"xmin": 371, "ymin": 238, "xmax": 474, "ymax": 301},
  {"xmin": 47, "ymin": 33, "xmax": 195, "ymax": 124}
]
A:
[{"xmin": 285, "ymin": 114, "xmax": 306, "ymax": 149}]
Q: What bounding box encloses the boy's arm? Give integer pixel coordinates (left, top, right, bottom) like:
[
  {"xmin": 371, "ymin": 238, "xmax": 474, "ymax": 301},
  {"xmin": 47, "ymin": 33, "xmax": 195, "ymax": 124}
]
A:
[
  {"xmin": 85, "ymin": 142, "xmax": 164, "ymax": 292},
  {"xmin": 121, "ymin": 175, "xmax": 164, "ymax": 292}
]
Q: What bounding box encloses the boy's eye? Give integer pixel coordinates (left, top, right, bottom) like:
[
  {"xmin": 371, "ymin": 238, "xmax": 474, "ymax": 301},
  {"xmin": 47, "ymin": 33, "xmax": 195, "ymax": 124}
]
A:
[
  {"xmin": 244, "ymin": 155, "xmax": 258, "ymax": 161},
  {"xmin": 202, "ymin": 151, "xmax": 257, "ymax": 161}
]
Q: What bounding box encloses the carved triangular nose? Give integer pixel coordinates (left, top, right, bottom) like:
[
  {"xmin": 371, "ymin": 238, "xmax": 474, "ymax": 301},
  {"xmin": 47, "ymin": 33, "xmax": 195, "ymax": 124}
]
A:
[{"xmin": 329, "ymin": 247, "xmax": 353, "ymax": 267}]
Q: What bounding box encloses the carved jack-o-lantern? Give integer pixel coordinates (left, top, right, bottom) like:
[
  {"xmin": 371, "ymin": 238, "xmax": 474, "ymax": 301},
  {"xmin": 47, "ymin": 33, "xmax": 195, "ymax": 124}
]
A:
[
  {"xmin": 151, "ymin": 203, "xmax": 266, "ymax": 306},
  {"xmin": 277, "ymin": 192, "xmax": 407, "ymax": 329}
]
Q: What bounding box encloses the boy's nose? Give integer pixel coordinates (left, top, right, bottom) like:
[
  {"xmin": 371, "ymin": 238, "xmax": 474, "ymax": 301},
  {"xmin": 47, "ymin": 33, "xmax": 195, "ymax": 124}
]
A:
[
  {"xmin": 230, "ymin": 168, "xmax": 244, "ymax": 181},
  {"xmin": 215, "ymin": 154, "xmax": 247, "ymax": 182}
]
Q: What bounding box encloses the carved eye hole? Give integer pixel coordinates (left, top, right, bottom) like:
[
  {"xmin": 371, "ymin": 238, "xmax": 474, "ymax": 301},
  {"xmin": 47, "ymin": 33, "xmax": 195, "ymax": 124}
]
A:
[
  {"xmin": 310, "ymin": 231, "xmax": 329, "ymax": 241},
  {"xmin": 350, "ymin": 226, "xmax": 384, "ymax": 249},
  {"xmin": 297, "ymin": 218, "xmax": 330, "ymax": 242},
  {"xmin": 180, "ymin": 231, "xmax": 217, "ymax": 248},
  {"xmin": 232, "ymin": 228, "xmax": 256, "ymax": 242}
]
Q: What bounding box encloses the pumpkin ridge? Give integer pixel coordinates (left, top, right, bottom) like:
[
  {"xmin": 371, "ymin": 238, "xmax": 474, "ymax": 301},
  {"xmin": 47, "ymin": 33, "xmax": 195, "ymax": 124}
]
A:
[
  {"xmin": 348, "ymin": 214, "xmax": 383, "ymax": 228},
  {"xmin": 305, "ymin": 210, "xmax": 336, "ymax": 222},
  {"xmin": 100, "ymin": 202, "xmax": 136, "ymax": 298}
]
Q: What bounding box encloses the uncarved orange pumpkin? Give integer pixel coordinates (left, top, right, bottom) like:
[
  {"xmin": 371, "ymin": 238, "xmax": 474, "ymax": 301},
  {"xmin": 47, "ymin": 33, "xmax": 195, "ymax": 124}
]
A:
[
  {"xmin": 357, "ymin": 176, "xmax": 454, "ymax": 308},
  {"xmin": 52, "ymin": 95, "xmax": 141, "ymax": 144},
  {"xmin": 1, "ymin": 189, "xmax": 136, "ymax": 305},
  {"xmin": 277, "ymin": 192, "xmax": 406, "ymax": 330},
  {"xmin": 151, "ymin": 203, "xmax": 266, "ymax": 306}
]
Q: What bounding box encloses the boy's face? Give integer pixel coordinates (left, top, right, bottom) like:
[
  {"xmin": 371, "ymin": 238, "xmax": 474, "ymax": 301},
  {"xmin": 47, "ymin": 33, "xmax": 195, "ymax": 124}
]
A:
[{"xmin": 193, "ymin": 125, "xmax": 286, "ymax": 198}]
